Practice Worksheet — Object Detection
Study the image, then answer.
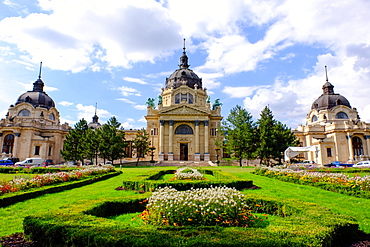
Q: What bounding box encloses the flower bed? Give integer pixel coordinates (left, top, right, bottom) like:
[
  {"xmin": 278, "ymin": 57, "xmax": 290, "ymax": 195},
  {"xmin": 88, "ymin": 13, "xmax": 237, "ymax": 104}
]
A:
[
  {"xmin": 0, "ymin": 166, "xmax": 115, "ymax": 195},
  {"xmin": 121, "ymin": 169, "xmax": 253, "ymax": 192},
  {"xmin": 172, "ymin": 167, "xmax": 205, "ymax": 180},
  {"xmin": 141, "ymin": 186, "xmax": 261, "ymax": 227},
  {"xmin": 23, "ymin": 193, "xmax": 359, "ymax": 247},
  {"xmin": 254, "ymin": 167, "xmax": 370, "ymax": 198}
]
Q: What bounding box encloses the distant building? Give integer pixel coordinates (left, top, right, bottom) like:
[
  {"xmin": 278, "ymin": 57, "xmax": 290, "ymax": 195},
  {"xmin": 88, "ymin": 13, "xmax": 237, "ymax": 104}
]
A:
[
  {"xmin": 145, "ymin": 41, "xmax": 223, "ymax": 162},
  {"xmin": 0, "ymin": 64, "xmax": 70, "ymax": 164},
  {"xmin": 294, "ymin": 69, "xmax": 370, "ymax": 165}
]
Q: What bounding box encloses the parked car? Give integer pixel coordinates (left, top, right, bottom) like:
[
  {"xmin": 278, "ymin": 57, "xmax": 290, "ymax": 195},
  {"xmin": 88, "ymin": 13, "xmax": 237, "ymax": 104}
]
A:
[
  {"xmin": 324, "ymin": 161, "xmax": 353, "ymax": 167},
  {"xmin": 0, "ymin": 160, "xmax": 14, "ymax": 166},
  {"xmin": 353, "ymin": 161, "xmax": 370, "ymax": 167},
  {"xmin": 43, "ymin": 159, "xmax": 54, "ymax": 166},
  {"xmin": 4, "ymin": 157, "xmax": 19, "ymax": 164},
  {"xmin": 15, "ymin": 157, "xmax": 43, "ymax": 167}
]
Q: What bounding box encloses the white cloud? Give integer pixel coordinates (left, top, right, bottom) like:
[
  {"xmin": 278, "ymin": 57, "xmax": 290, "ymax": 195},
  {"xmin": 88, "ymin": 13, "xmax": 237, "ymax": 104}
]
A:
[
  {"xmin": 123, "ymin": 77, "xmax": 148, "ymax": 85},
  {"xmin": 58, "ymin": 101, "xmax": 73, "ymax": 106},
  {"xmin": 116, "ymin": 98, "xmax": 136, "ymax": 104},
  {"xmin": 117, "ymin": 86, "xmax": 141, "ymax": 97},
  {"xmin": 0, "ymin": 0, "xmax": 182, "ymax": 72},
  {"xmin": 223, "ymin": 86, "xmax": 262, "ymax": 98},
  {"xmin": 75, "ymin": 103, "xmax": 111, "ymax": 122}
]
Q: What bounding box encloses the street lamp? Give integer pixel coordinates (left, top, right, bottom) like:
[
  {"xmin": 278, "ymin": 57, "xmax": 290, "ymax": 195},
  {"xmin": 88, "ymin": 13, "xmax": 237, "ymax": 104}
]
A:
[
  {"xmin": 215, "ymin": 147, "xmax": 220, "ymax": 164},
  {"xmin": 150, "ymin": 128, "xmax": 156, "ymax": 163}
]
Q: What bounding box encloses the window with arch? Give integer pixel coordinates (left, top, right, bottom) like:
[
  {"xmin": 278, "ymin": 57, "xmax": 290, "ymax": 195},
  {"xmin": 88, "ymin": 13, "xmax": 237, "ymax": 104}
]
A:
[
  {"xmin": 311, "ymin": 115, "xmax": 318, "ymax": 122},
  {"xmin": 336, "ymin": 112, "xmax": 349, "ymax": 119},
  {"xmin": 175, "ymin": 125, "xmax": 193, "ymax": 134},
  {"xmin": 352, "ymin": 136, "xmax": 364, "ymax": 156},
  {"xmin": 49, "ymin": 113, "xmax": 55, "ymax": 121},
  {"xmin": 2, "ymin": 134, "xmax": 14, "ymax": 154},
  {"xmin": 18, "ymin": 109, "xmax": 31, "ymax": 116}
]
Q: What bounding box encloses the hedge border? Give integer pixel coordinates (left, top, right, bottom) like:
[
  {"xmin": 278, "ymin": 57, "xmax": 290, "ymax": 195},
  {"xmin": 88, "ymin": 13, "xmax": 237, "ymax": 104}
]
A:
[
  {"xmin": 23, "ymin": 193, "xmax": 359, "ymax": 247},
  {"xmin": 121, "ymin": 169, "xmax": 254, "ymax": 192},
  {"xmin": 0, "ymin": 171, "xmax": 122, "ymax": 207}
]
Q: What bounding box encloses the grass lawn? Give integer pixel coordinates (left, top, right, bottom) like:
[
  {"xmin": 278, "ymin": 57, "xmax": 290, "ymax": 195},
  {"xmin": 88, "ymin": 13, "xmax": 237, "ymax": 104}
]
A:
[{"xmin": 1, "ymin": 165, "xmax": 370, "ymax": 237}]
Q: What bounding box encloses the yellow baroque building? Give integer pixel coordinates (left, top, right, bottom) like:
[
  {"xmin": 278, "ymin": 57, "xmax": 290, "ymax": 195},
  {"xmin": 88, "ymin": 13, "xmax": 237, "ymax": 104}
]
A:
[
  {"xmin": 294, "ymin": 75, "xmax": 370, "ymax": 165},
  {"xmin": 0, "ymin": 68, "xmax": 70, "ymax": 164},
  {"xmin": 145, "ymin": 44, "xmax": 223, "ymax": 162}
]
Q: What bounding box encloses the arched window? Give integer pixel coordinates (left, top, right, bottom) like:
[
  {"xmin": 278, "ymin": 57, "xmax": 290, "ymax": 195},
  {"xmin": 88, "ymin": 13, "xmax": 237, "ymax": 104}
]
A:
[
  {"xmin": 336, "ymin": 112, "xmax": 349, "ymax": 119},
  {"xmin": 18, "ymin": 109, "xmax": 31, "ymax": 116},
  {"xmin": 175, "ymin": 125, "xmax": 193, "ymax": 134},
  {"xmin": 352, "ymin": 137, "xmax": 363, "ymax": 156},
  {"xmin": 49, "ymin": 113, "xmax": 55, "ymax": 121},
  {"xmin": 312, "ymin": 115, "xmax": 318, "ymax": 122},
  {"xmin": 2, "ymin": 134, "xmax": 14, "ymax": 154}
]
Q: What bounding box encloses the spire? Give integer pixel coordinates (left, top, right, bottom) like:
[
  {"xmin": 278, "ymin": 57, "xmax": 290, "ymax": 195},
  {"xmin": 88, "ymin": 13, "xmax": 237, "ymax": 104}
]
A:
[
  {"xmin": 322, "ymin": 65, "xmax": 334, "ymax": 95},
  {"xmin": 179, "ymin": 38, "xmax": 189, "ymax": 69},
  {"xmin": 92, "ymin": 102, "xmax": 99, "ymax": 123},
  {"xmin": 33, "ymin": 62, "xmax": 44, "ymax": 92}
]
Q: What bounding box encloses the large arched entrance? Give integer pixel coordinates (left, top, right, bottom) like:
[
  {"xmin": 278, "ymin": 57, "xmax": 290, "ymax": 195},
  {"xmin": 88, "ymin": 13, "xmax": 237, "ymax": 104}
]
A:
[
  {"xmin": 352, "ymin": 136, "xmax": 364, "ymax": 156},
  {"xmin": 2, "ymin": 134, "xmax": 14, "ymax": 154},
  {"xmin": 175, "ymin": 124, "xmax": 193, "ymax": 161}
]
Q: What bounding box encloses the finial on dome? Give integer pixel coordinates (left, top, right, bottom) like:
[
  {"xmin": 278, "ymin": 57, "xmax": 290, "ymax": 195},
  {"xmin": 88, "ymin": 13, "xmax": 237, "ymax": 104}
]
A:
[
  {"xmin": 33, "ymin": 61, "xmax": 45, "ymax": 92},
  {"xmin": 179, "ymin": 38, "xmax": 189, "ymax": 69},
  {"xmin": 325, "ymin": 65, "xmax": 328, "ymax": 82},
  {"xmin": 39, "ymin": 61, "xmax": 42, "ymax": 79}
]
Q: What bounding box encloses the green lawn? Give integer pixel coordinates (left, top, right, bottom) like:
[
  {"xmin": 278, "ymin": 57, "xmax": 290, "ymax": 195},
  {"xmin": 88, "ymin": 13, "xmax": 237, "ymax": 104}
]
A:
[
  {"xmin": 1, "ymin": 166, "xmax": 370, "ymax": 237},
  {"xmin": 0, "ymin": 173, "xmax": 35, "ymax": 181}
]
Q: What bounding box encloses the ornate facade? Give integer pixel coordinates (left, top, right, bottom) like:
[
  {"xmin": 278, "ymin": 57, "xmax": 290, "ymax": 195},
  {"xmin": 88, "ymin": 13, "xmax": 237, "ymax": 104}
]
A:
[
  {"xmin": 0, "ymin": 65, "xmax": 70, "ymax": 164},
  {"xmin": 294, "ymin": 71, "xmax": 370, "ymax": 165},
  {"xmin": 145, "ymin": 43, "xmax": 223, "ymax": 162}
]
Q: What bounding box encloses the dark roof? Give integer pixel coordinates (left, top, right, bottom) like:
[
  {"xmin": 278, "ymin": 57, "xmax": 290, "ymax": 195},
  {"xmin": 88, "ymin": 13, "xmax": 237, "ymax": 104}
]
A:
[
  {"xmin": 165, "ymin": 41, "xmax": 202, "ymax": 89},
  {"xmin": 15, "ymin": 76, "xmax": 55, "ymax": 109},
  {"xmin": 311, "ymin": 81, "xmax": 351, "ymax": 110}
]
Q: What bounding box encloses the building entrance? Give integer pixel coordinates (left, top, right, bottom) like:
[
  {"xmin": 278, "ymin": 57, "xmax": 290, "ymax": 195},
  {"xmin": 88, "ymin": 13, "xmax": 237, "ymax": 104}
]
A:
[{"xmin": 180, "ymin": 143, "xmax": 188, "ymax": 161}]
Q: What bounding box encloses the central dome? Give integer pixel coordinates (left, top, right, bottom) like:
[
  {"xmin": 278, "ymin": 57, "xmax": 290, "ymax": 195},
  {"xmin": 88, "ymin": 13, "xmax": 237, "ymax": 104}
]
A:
[
  {"xmin": 165, "ymin": 41, "xmax": 202, "ymax": 89},
  {"xmin": 15, "ymin": 76, "xmax": 55, "ymax": 109},
  {"xmin": 311, "ymin": 81, "xmax": 351, "ymax": 110}
]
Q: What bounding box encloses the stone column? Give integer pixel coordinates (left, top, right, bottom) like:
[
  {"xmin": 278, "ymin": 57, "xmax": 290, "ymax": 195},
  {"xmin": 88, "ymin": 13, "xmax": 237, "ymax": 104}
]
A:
[
  {"xmin": 12, "ymin": 133, "xmax": 21, "ymax": 157},
  {"xmin": 365, "ymin": 135, "xmax": 370, "ymax": 159},
  {"xmin": 194, "ymin": 120, "xmax": 200, "ymax": 161},
  {"xmin": 204, "ymin": 121, "xmax": 210, "ymax": 161},
  {"xmin": 347, "ymin": 134, "xmax": 354, "ymax": 161},
  {"xmin": 159, "ymin": 120, "xmax": 165, "ymax": 161},
  {"xmin": 168, "ymin": 120, "xmax": 174, "ymax": 161}
]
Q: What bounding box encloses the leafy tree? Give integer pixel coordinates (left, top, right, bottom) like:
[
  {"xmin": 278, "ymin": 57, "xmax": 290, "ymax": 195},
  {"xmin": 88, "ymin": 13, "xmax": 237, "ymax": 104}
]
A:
[
  {"xmin": 98, "ymin": 116, "xmax": 126, "ymax": 164},
  {"xmin": 220, "ymin": 105, "xmax": 257, "ymax": 167},
  {"xmin": 273, "ymin": 121, "xmax": 300, "ymax": 164},
  {"xmin": 85, "ymin": 128, "xmax": 101, "ymax": 165},
  {"xmin": 60, "ymin": 119, "xmax": 89, "ymax": 164},
  {"xmin": 133, "ymin": 129, "xmax": 151, "ymax": 166},
  {"xmin": 256, "ymin": 106, "xmax": 276, "ymax": 166}
]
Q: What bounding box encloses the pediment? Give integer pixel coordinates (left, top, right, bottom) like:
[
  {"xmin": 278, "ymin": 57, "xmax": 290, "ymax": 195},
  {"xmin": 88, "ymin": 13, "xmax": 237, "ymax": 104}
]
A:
[{"xmin": 159, "ymin": 105, "xmax": 209, "ymax": 116}]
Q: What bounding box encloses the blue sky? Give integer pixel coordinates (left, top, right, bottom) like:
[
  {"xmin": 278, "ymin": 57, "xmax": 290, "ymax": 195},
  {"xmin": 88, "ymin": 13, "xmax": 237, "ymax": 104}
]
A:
[{"xmin": 1, "ymin": 0, "xmax": 370, "ymax": 130}]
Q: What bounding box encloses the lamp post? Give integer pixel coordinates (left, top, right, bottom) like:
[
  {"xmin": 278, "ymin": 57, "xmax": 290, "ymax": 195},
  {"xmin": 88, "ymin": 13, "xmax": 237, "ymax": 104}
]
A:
[
  {"xmin": 150, "ymin": 128, "xmax": 156, "ymax": 163},
  {"xmin": 215, "ymin": 147, "xmax": 220, "ymax": 164}
]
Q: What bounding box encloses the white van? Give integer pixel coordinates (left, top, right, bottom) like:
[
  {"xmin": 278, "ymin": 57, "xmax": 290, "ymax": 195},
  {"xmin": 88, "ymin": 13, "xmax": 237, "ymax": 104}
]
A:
[{"xmin": 15, "ymin": 158, "xmax": 43, "ymax": 166}]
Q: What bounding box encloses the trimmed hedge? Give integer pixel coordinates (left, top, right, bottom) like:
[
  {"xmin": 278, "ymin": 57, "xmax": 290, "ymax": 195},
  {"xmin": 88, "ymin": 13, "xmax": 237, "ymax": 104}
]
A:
[
  {"xmin": 23, "ymin": 193, "xmax": 359, "ymax": 246},
  {"xmin": 122, "ymin": 169, "xmax": 254, "ymax": 192},
  {"xmin": 0, "ymin": 166, "xmax": 78, "ymax": 174},
  {"xmin": 0, "ymin": 172, "xmax": 121, "ymax": 207}
]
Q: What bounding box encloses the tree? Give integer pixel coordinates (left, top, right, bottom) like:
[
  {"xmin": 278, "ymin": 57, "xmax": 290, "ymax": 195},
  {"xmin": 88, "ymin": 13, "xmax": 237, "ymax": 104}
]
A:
[
  {"xmin": 60, "ymin": 119, "xmax": 89, "ymax": 164},
  {"xmin": 273, "ymin": 121, "xmax": 299, "ymax": 164},
  {"xmin": 85, "ymin": 128, "xmax": 101, "ymax": 165},
  {"xmin": 220, "ymin": 105, "xmax": 257, "ymax": 167},
  {"xmin": 256, "ymin": 106, "xmax": 276, "ymax": 166},
  {"xmin": 98, "ymin": 116, "xmax": 126, "ymax": 164},
  {"xmin": 132, "ymin": 129, "xmax": 151, "ymax": 166}
]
